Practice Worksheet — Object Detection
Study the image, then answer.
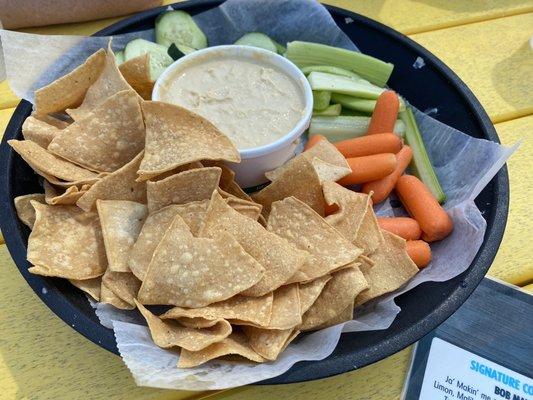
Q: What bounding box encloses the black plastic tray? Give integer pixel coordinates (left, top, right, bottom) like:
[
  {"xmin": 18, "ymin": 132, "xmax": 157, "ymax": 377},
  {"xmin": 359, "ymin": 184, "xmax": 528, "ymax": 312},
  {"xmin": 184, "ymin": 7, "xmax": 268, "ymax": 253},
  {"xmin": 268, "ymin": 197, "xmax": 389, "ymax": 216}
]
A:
[{"xmin": 0, "ymin": 0, "xmax": 509, "ymax": 385}]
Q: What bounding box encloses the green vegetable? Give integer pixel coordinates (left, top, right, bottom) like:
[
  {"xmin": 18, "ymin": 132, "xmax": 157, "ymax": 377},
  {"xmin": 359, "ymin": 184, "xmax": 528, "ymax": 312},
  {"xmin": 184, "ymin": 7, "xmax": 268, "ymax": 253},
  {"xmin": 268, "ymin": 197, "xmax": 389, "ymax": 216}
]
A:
[
  {"xmin": 234, "ymin": 32, "xmax": 277, "ymax": 52},
  {"xmin": 309, "ymin": 116, "xmax": 405, "ymax": 142},
  {"xmin": 400, "ymin": 107, "xmax": 446, "ymax": 202},
  {"xmin": 286, "ymin": 41, "xmax": 394, "ymax": 87},
  {"xmin": 312, "ymin": 104, "xmax": 341, "ymax": 116},
  {"xmin": 124, "ymin": 39, "xmax": 173, "ymax": 80},
  {"xmin": 300, "ymin": 65, "xmax": 361, "ymax": 79},
  {"xmin": 155, "ymin": 10, "xmax": 207, "ymax": 49},
  {"xmin": 114, "ymin": 51, "xmax": 125, "ymax": 65},
  {"xmin": 331, "ymin": 93, "xmax": 376, "ymax": 113},
  {"xmin": 312, "ymin": 91, "xmax": 331, "ymax": 111},
  {"xmin": 273, "ymin": 40, "xmax": 286, "ymax": 55},
  {"xmin": 307, "ymin": 72, "xmax": 384, "ymax": 99}
]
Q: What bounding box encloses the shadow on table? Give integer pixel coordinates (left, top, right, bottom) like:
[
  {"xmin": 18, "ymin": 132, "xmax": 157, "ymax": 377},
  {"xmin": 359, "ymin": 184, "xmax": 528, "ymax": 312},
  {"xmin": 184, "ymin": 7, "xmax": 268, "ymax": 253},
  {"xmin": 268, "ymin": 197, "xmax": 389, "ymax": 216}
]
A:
[{"xmin": 414, "ymin": 0, "xmax": 532, "ymax": 13}]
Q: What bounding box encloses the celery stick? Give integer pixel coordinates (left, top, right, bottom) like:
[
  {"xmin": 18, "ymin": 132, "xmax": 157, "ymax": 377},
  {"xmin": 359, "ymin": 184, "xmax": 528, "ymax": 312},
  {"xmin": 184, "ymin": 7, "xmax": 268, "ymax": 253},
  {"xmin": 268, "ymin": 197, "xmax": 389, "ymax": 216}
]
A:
[
  {"xmin": 309, "ymin": 116, "xmax": 405, "ymax": 142},
  {"xmin": 331, "ymin": 93, "xmax": 376, "ymax": 113},
  {"xmin": 313, "ymin": 103, "xmax": 341, "ymax": 116},
  {"xmin": 400, "ymin": 107, "xmax": 446, "ymax": 203},
  {"xmin": 300, "ymin": 65, "xmax": 362, "ymax": 80},
  {"xmin": 286, "ymin": 41, "xmax": 394, "ymax": 87},
  {"xmin": 313, "ymin": 91, "xmax": 331, "ymax": 111},
  {"xmin": 308, "ymin": 72, "xmax": 384, "ymax": 99}
]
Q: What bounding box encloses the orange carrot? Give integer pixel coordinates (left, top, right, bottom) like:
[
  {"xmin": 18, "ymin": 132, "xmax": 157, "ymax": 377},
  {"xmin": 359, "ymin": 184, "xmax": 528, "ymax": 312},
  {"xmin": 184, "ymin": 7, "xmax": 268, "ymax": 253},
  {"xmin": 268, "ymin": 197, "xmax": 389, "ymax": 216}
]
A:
[
  {"xmin": 377, "ymin": 217, "xmax": 421, "ymax": 240},
  {"xmin": 305, "ymin": 134, "xmax": 326, "ymax": 151},
  {"xmin": 324, "ymin": 202, "xmax": 339, "ymax": 216},
  {"xmin": 406, "ymin": 240, "xmax": 432, "ymax": 268},
  {"xmin": 367, "ymin": 91, "xmax": 400, "ymax": 134},
  {"xmin": 362, "ymin": 145, "xmax": 412, "ymax": 203},
  {"xmin": 334, "ymin": 133, "xmax": 402, "ymax": 158},
  {"xmin": 337, "ymin": 153, "xmax": 397, "ymax": 186},
  {"xmin": 395, "ymin": 175, "xmax": 453, "ymax": 242}
]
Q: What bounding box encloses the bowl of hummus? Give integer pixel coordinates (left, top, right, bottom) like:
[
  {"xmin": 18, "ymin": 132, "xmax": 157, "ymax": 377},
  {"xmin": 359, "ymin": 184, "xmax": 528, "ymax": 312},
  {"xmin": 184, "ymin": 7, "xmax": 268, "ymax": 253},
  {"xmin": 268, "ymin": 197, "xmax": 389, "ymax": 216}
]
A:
[{"xmin": 153, "ymin": 45, "xmax": 313, "ymax": 187}]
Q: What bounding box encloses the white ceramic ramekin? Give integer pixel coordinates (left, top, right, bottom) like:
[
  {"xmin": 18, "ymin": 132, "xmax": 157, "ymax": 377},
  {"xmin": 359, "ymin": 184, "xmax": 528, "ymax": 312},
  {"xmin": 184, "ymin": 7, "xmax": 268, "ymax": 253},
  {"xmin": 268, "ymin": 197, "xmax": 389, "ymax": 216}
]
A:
[{"xmin": 152, "ymin": 45, "xmax": 313, "ymax": 188}]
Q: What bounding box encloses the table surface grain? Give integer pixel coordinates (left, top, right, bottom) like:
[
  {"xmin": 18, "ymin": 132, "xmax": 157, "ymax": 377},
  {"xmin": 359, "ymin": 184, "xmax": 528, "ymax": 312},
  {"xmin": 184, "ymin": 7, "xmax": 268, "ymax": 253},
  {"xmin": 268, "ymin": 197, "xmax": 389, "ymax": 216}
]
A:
[{"xmin": 0, "ymin": 1, "xmax": 531, "ymax": 399}]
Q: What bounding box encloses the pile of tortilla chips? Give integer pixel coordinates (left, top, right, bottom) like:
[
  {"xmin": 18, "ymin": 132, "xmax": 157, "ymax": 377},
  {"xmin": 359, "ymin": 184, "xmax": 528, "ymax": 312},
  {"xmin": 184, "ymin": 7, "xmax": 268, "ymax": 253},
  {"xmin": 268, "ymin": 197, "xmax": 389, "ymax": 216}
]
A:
[{"xmin": 12, "ymin": 45, "xmax": 419, "ymax": 368}]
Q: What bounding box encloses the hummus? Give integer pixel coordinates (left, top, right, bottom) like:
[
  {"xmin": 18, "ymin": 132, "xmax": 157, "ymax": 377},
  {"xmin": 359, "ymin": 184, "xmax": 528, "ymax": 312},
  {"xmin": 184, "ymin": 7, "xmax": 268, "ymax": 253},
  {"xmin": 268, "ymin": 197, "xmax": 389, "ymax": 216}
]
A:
[{"xmin": 157, "ymin": 55, "xmax": 306, "ymax": 150}]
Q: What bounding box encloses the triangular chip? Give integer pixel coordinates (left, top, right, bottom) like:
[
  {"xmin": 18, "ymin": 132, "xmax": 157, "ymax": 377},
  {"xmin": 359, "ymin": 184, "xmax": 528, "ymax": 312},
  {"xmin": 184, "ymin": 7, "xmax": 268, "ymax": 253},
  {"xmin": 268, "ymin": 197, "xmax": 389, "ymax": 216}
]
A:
[
  {"xmin": 138, "ymin": 101, "xmax": 240, "ymax": 181},
  {"xmin": 265, "ymin": 284, "xmax": 301, "ymax": 330},
  {"xmin": 225, "ymin": 197, "xmax": 262, "ymax": 221},
  {"xmin": 119, "ymin": 54, "xmax": 154, "ymax": 100},
  {"xmin": 32, "ymin": 112, "xmax": 70, "ymax": 129},
  {"xmin": 138, "ymin": 215, "xmax": 264, "ymax": 307},
  {"xmin": 96, "ymin": 200, "xmax": 147, "ymax": 272},
  {"xmin": 359, "ymin": 254, "xmax": 375, "ymax": 274},
  {"xmin": 203, "ymin": 160, "xmax": 252, "ymax": 202},
  {"xmin": 43, "ymin": 181, "xmax": 87, "ymax": 205},
  {"xmin": 178, "ymin": 332, "xmax": 264, "ymax": 368},
  {"xmin": 9, "ymin": 140, "xmax": 98, "ymax": 182},
  {"xmin": 14, "ymin": 194, "xmax": 45, "ymax": 228},
  {"xmin": 300, "ymin": 267, "xmax": 367, "ymax": 331},
  {"xmin": 161, "ymin": 293, "xmax": 273, "ymax": 328},
  {"xmin": 298, "ymin": 275, "xmax": 332, "ymax": 315},
  {"xmin": 242, "ymin": 326, "xmax": 297, "ymax": 361},
  {"xmin": 355, "ymin": 231, "xmax": 418, "ymax": 306},
  {"xmin": 314, "ymin": 300, "xmax": 355, "ymax": 330},
  {"xmin": 70, "ymin": 277, "xmax": 101, "ymax": 301},
  {"xmin": 22, "ymin": 116, "xmax": 60, "ymax": 148},
  {"xmin": 76, "ymin": 152, "xmax": 146, "ymax": 212},
  {"xmin": 128, "ymin": 202, "xmax": 209, "ymax": 280},
  {"xmin": 252, "ymin": 157, "xmax": 325, "ymax": 217},
  {"xmin": 101, "ymin": 270, "xmax": 141, "ymax": 307},
  {"xmin": 48, "ymin": 90, "xmax": 144, "ymax": 172},
  {"xmin": 268, "ymin": 196, "xmax": 362, "ymax": 283},
  {"xmin": 100, "ymin": 281, "xmax": 133, "ymax": 310},
  {"xmin": 266, "ymin": 139, "xmax": 351, "ymax": 183},
  {"xmin": 177, "ymin": 317, "xmax": 225, "ymax": 329},
  {"xmin": 199, "ymin": 191, "xmax": 307, "ymax": 297},
  {"xmin": 34, "ymin": 48, "xmax": 106, "ymax": 116},
  {"xmin": 67, "ymin": 45, "xmax": 134, "ymax": 120},
  {"xmin": 27, "ymin": 202, "xmax": 106, "ymax": 279},
  {"xmin": 146, "ymin": 167, "xmax": 221, "ymax": 212}
]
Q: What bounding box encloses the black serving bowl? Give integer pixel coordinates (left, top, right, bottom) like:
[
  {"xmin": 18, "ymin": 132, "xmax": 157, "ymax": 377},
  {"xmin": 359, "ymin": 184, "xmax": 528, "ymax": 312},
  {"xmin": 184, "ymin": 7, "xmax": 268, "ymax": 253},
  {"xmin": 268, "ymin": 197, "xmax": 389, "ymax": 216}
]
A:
[{"xmin": 0, "ymin": 0, "xmax": 508, "ymax": 385}]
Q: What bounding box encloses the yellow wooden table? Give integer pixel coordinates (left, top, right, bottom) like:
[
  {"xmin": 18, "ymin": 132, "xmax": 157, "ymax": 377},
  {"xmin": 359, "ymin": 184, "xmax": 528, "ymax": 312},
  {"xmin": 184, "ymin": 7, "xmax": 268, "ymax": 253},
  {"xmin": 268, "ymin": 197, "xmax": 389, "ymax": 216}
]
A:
[{"xmin": 1, "ymin": 1, "xmax": 531, "ymax": 399}]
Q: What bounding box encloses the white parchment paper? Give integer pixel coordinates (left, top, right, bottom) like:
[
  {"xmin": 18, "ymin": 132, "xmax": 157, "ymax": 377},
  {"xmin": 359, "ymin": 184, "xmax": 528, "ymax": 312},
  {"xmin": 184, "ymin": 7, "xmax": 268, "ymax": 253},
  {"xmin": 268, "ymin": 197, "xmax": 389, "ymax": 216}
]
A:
[{"xmin": 0, "ymin": 0, "xmax": 516, "ymax": 390}]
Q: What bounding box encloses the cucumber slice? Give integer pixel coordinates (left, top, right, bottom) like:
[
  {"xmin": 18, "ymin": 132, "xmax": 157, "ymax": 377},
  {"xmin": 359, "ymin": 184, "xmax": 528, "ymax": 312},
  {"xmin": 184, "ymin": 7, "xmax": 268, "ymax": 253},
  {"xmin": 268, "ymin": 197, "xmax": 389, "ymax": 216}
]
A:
[
  {"xmin": 167, "ymin": 43, "xmax": 195, "ymax": 61},
  {"xmin": 313, "ymin": 91, "xmax": 331, "ymax": 111},
  {"xmin": 307, "ymin": 71, "xmax": 384, "ymax": 99},
  {"xmin": 234, "ymin": 32, "xmax": 277, "ymax": 53},
  {"xmin": 155, "ymin": 10, "xmax": 207, "ymax": 49},
  {"xmin": 300, "ymin": 65, "xmax": 361, "ymax": 79},
  {"xmin": 273, "ymin": 40, "xmax": 286, "ymax": 55},
  {"xmin": 312, "ymin": 104, "xmax": 341, "ymax": 116},
  {"xmin": 114, "ymin": 50, "xmax": 125, "ymax": 65},
  {"xmin": 124, "ymin": 39, "xmax": 173, "ymax": 80}
]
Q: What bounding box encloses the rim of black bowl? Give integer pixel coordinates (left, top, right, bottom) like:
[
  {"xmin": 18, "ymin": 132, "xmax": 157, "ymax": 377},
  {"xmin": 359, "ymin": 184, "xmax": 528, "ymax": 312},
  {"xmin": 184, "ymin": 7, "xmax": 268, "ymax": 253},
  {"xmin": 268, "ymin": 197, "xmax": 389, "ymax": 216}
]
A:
[{"xmin": 0, "ymin": 0, "xmax": 509, "ymax": 385}]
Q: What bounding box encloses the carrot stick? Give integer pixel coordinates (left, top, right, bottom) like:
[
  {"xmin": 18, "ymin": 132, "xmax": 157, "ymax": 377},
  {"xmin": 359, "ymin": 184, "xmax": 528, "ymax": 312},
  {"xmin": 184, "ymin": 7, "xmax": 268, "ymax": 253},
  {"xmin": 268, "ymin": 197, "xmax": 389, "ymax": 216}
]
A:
[
  {"xmin": 395, "ymin": 175, "xmax": 453, "ymax": 242},
  {"xmin": 377, "ymin": 217, "xmax": 421, "ymax": 240},
  {"xmin": 305, "ymin": 134, "xmax": 326, "ymax": 151},
  {"xmin": 334, "ymin": 133, "xmax": 402, "ymax": 158},
  {"xmin": 367, "ymin": 91, "xmax": 399, "ymax": 134},
  {"xmin": 361, "ymin": 145, "xmax": 412, "ymax": 203},
  {"xmin": 337, "ymin": 153, "xmax": 397, "ymax": 186},
  {"xmin": 406, "ymin": 240, "xmax": 432, "ymax": 268}
]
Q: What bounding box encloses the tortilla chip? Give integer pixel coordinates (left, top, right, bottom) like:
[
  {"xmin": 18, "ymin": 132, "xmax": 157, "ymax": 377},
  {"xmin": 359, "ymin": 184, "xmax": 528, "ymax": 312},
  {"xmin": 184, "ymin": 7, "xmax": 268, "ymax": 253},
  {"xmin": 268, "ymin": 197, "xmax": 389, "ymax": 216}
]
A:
[
  {"xmin": 22, "ymin": 116, "xmax": 60, "ymax": 148},
  {"xmin": 67, "ymin": 45, "xmax": 134, "ymax": 120},
  {"xmin": 44, "ymin": 181, "xmax": 87, "ymax": 205},
  {"xmin": 32, "ymin": 112, "xmax": 70, "ymax": 129},
  {"xmin": 203, "ymin": 160, "xmax": 252, "ymax": 202},
  {"xmin": 70, "ymin": 277, "xmax": 101, "ymax": 301},
  {"xmin": 34, "ymin": 48, "xmax": 106, "ymax": 116},
  {"xmin": 48, "ymin": 90, "xmax": 144, "ymax": 172},
  {"xmin": 177, "ymin": 317, "xmax": 224, "ymax": 329},
  {"xmin": 266, "ymin": 139, "xmax": 351, "ymax": 183},
  {"xmin": 138, "ymin": 215, "xmax": 264, "ymax": 307},
  {"xmin": 76, "ymin": 152, "xmax": 146, "ymax": 212},
  {"xmin": 96, "ymin": 200, "xmax": 147, "ymax": 272},
  {"xmin": 267, "ymin": 196, "xmax": 362, "ymax": 283},
  {"xmin": 242, "ymin": 326, "xmax": 296, "ymax": 361},
  {"xmin": 359, "ymin": 254, "xmax": 375, "ymax": 274},
  {"xmin": 300, "ymin": 267, "xmax": 367, "ymax": 331},
  {"xmin": 146, "ymin": 167, "xmax": 221, "ymax": 212},
  {"xmin": 9, "ymin": 140, "xmax": 98, "ymax": 182},
  {"xmin": 222, "ymin": 194, "xmax": 262, "ymax": 221},
  {"xmin": 14, "ymin": 194, "xmax": 45, "ymax": 228},
  {"xmin": 138, "ymin": 101, "xmax": 240, "ymax": 181},
  {"xmin": 101, "ymin": 270, "xmax": 141, "ymax": 307},
  {"xmin": 119, "ymin": 54, "xmax": 154, "ymax": 100},
  {"xmin": 315, "ymin": 300, "xmax": 355, "ymax": 330},
  {"xmin": 100, "ymin": 281, "xmax": 134, "ymax": 309},
  {"xmin": 252, "ymin": 157, "xmax": 325, "ymax": 217},
  {"xmin": 299, "ymin": 275, "xmax": 332, "ymax": 315},
  {"xmin": 355, "ymin": 231, "xmax": 418, "ymax": 306},
  {"xmin": 129, "ymin": 202, "xmax": 209, "ymax": 280},
  {"xmin": 161, "ymin": 293, "xmax": 273, "ymax": 328},
  {"xmin": 199, "ymin": 191, "xmax": 307, "ymax": 297},
  {"xmin": 178, "ymin": 332, "xmax": 264, "ymax": 368},
  {"xmin": 265, "ymin": 284, "xmax": 301, "ymax": 330},
  {"xmin": 27, "ymin": 202, "xmax": 106, "ymax": 279}
]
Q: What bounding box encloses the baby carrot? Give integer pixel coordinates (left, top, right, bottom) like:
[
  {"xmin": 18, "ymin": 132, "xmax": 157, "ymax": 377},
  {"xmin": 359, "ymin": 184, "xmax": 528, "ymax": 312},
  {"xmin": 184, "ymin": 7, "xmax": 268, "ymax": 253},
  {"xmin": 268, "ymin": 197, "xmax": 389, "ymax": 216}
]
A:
[
  {"xmin": 305, "ymin": 134, "xmax": 326, "ymax": 151},
  {"xmin": 395, "ymin": 175, "xmax": 453, "ymax": 242},
  {"xmin": 337, "ymin": 153, "xmax": 397, "ymax": 186},
  {"xmin": 334, "ymin": 133, "xmax": 402, "ymax": 158},
  {"xmin": 367, "ymin": 91, "xmax": 399, "ymax": 134},
  {"xmin": 362, "ymin": 145, "xmax": 412, "ymax": 203},
  {"xmin": 377, "ymin": 217, "xmax": 421, "ymax": 240},
  {"xmin": 406, "ymin": 240, "xmax": 432, "ymax": 268}
]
